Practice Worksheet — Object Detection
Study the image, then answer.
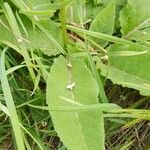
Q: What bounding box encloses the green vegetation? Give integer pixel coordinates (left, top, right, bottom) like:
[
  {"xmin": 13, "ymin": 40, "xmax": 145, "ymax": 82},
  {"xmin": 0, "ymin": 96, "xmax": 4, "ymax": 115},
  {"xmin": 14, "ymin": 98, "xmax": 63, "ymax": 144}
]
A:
[{"xmin": 0, "ymin": 0, "xmax": 150, "ymax": 149}]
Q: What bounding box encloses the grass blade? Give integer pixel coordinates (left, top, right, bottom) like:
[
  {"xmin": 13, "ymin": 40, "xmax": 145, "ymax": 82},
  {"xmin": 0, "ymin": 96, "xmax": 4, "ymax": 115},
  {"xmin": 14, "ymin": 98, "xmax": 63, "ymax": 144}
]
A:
[
  {"xmin": 2, "ymin": 2, "xmax": 35, "ymax": 80},
  {"xmin": 0, "ymin": 48, "xmax": 25, "ymax": 150},
  {"xmin": 20, "ymin": 125, "xmax": 48, "ymax": 150},
  {"xmin": 67, "ymin": 25, "xmax": 149, "ymax": 50}
]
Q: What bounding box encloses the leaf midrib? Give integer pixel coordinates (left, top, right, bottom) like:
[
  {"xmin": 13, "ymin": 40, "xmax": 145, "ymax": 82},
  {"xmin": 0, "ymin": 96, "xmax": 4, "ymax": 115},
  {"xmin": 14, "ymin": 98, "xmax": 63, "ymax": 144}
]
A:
[{"xmin": 68, "ymin": 60, "xmax": 89, "ymax": 150}]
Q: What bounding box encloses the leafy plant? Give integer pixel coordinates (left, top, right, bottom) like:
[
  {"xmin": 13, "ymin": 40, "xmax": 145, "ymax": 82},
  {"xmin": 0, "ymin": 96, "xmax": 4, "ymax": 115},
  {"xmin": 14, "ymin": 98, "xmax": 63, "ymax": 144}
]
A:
[{"xmin": 0, "ymin": 0, "xmax": 150, "ymax": 150}]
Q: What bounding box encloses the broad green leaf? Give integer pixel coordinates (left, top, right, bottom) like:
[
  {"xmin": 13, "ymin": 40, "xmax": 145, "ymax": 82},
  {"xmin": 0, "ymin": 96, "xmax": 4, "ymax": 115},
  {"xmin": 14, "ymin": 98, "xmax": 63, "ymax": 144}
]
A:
[
  {"xmin": 98, "ymin": 59, "xmax": 150, "ymax": 96},
  {"xmin": 120, "ymin": 0, "xmax": 150, "ymax": 38},
  {"xmin": 0, "ymin": 15, "xmax": 62, "ymax": 56},
  {"xmin": 23, "ymin": 18, "xmax": 62, "ymax": 56},
  {"xmin": 99, "ymin": 44, "xmax": 150, "ymax": 96},
  {"xmin": 130, "ymin": 28, "xmax": 150, "ymax": 42},
  {"xmin": 19, "ymin": 0, "xmax": 56, "ymax": 20},
  {"xmin": 34, "ymin": 19, "xmax": 64, "ymax": 54},
  {"xmin": 89, "ymin": 0, "xmax": 150, "ymax": 96},
  {"xmin": 89, "ymin": 1, "xmax": 115, "ymax": 47},
  {"xmin": 109, "ymin": 45, "xmax": 150, "ymax": 84},
  {"xmin": 0, "ymin": 16, "xmax": 18, "ymax": 48},
  {"xmin": 46, "ymin": 56, "xmax": 105, "ymax": 150}
]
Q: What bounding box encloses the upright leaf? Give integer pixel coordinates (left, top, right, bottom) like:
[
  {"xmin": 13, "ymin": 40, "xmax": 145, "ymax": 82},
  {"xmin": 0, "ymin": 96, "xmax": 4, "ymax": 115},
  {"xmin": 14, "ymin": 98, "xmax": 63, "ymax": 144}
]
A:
[
  {"xmin": 89, "ymin": 2, "xmax": 115, "ymax": 47},
  {"xmin": 101, "ymin": 0, "xmax": 150, "ymax": 96},
  {"xmin": 120, "ymin": 0, "xmax": 150, "ymax": 38},
  {"xmin": 46, "ymin": 56, "xmax": 105, "ymax": 150}
]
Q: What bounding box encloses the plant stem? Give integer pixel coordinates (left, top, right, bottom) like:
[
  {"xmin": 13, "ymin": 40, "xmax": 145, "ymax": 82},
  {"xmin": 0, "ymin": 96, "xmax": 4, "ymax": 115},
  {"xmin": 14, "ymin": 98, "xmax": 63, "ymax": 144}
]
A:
[
  {"xmin": 76, "ymin": 0, "xmax": 108, "ymax": 103},
  {"xmin": 59, "ymin": 0, "xmax": 68, "ymax": 51}
]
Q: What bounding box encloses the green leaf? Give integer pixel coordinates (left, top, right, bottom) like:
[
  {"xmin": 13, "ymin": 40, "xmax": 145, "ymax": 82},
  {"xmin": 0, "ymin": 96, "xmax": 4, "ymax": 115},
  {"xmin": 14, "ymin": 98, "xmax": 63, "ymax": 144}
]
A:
[
  {"xmin": 0, "ymin": 15, "xmax": 62, "ymax": 56},
  {"xmin": 19, "ymin": 0, "xmax": 56, "ymax": 20},
  {"xmin": 98, "ymin": 60, "xmax": 150, "ymax": 96},
  {"xmin": 24, "ymin": 18, "xmax": 63, "ymax": 56},
  {"xmin": 99, "ymin": 44, "xmax": 150, "ymax": 96},
  {"xmin": 120, "ymin": 0, "xmax": 150, "ymax": 38},
  {"xmin": 130, "ymin": 28, "xmax": 150, "ymax": 42},
  {"xmin": 89, "ymin": 1, "xmax": 115, "ymax": 47},
  {"xmin": 91, "ymin": 0, "xmax": 150, "ymax": 96},
  {"xmin": 30, "ymin": 16, "xmax": 66, "ymax": 55},
  {"xmin": 46, "ymin": 56, "xmax": 105, "ymax": 150},
  {"xmin": 0, "ymin": 15, "xmax": 18, "ymax": 47}
]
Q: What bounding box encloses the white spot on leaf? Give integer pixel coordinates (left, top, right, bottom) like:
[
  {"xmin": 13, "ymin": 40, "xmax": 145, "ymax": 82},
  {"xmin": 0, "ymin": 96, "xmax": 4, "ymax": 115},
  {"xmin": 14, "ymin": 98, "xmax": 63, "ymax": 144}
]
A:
[
  {"xmin": 17, "ymin": 38, "xmax": 23, "ymax": 43},
  {"xmin": 67, "ymin": 63, "xmax": 72, "ymax": 69},
  {"xmin": 142, "ymin": 31, "xmax": 147, "ymax": 35},
  {"xmin": 66, "ymin": 82, "xmax": 75, "ymax": 91},
  {"xmin": 101, "ymin": 55, "xmax": 108, "ymax": 60}
]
